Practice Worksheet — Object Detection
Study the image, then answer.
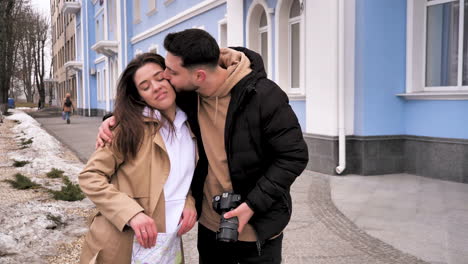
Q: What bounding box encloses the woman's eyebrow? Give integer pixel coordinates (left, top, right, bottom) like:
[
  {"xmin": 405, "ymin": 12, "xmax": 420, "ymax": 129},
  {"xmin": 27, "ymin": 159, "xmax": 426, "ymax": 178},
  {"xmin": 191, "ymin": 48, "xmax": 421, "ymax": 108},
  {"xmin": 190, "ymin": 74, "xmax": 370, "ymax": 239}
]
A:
[{"xmin": 154, "ymin": 70, "xmax": 164, "ymax": 78}]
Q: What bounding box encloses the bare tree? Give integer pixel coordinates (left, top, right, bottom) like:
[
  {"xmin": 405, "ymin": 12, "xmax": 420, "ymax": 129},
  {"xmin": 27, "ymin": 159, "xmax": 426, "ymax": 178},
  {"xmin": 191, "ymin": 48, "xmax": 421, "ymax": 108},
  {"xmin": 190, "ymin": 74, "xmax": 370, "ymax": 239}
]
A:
[
  {"xmin": 0, "ymin": 0, "xmax": 26, "ymax": 114},
  {"xmin": 32, "ymin": 13, "xmax": 49, "ymax": 109},
  {"xmin": 17, "ymin": 8, "xmax": 37, "ymax": 103}
]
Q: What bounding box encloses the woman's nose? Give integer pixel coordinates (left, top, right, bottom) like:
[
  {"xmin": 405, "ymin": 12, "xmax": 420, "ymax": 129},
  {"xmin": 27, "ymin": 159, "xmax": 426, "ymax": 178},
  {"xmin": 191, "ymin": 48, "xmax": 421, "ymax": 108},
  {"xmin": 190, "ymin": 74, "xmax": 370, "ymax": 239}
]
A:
[{"xmin": 151, "ymin": 81, "xmax": 162, "ymax": 91}]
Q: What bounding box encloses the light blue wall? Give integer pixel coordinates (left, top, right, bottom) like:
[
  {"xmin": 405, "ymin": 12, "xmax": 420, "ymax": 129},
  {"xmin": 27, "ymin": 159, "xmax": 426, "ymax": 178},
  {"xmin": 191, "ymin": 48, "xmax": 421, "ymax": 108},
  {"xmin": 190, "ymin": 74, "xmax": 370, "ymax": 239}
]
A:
[
  {"xmin": 355, "ymin": 0, "xmax": 468, "ymax": 140},
  {"xmin": 132, "ymin": 3, "xmax": 226, "ymax": 56},
  {"xmin": 354, "ymin": 0, "xmax": 406, "ymax": 136},
  {"xmin": 405, "ymin": 101, "xmax": 468, "ymax": 139},
  {"xmin": 290, "ymin": 100, "xmax": 306, "ymax": 131},
  {"xmin": 134, "ymin": 0, "xmax": 225, "ymax": 35}
]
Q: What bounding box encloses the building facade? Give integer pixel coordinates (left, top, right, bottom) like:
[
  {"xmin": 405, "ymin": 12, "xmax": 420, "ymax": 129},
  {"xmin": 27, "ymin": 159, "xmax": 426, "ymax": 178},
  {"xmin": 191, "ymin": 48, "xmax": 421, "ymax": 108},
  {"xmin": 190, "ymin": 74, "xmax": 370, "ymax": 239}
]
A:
[
  {"xmin": 50, "ymin": 0, "xmax": 80, "ymax": 106},
  {"xmin": 68, "ymin": 0, "xmax": 468, "ymax": 182}
]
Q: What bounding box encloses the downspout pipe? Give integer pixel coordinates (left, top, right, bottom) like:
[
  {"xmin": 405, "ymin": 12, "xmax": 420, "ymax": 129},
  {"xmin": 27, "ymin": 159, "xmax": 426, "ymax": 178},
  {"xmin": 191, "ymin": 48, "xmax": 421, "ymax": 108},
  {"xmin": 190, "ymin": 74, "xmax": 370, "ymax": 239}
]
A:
[{"xmin": 336, "ymin": 0, "xmax": 346, "ymax": 174}]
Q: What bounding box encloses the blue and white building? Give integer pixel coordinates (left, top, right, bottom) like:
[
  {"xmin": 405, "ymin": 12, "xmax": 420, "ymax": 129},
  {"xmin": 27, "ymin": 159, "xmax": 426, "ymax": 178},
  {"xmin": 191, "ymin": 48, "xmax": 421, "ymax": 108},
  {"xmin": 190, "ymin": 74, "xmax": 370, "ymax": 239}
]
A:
[{"xmin": 63, "ymin": 0, "xmax": 468, "ymax": 182}]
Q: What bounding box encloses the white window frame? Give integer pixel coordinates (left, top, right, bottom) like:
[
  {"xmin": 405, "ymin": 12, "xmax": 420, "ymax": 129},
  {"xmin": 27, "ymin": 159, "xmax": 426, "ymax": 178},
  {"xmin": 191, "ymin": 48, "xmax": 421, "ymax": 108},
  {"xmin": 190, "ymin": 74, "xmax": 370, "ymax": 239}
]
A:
[
  {"xmin": 148, "ymin": 44, "xmax": 159, "ymax": 54},
  {"xmin": 97, "ymin": 71, "xmax": 102, "ymax": 101},
  {"xmin": 288, "ymin": 15, "xmax": 301, "ymax": 93},
  {"xmin": 218, "ymin": 17, "xmax": 228, "ymax": 48},
  {"xmin": 147, "ymin": 0, "xmax": 157, "ymax": 16},
  {"xmin": 246, "ymin": 1, "xmax": 273, "ymax": 78},
  {"xmin": 402, "ymin": 0, "xmax": 468, "ymax": 100},
  {"xmin": 135, "ymin": 48, "xmax": 143, "ymax": 57},
  {"xmin": 134, "ymin": 0, "xmax": 141, "ymax": 24},
  {"xmin": 259, "ymin": 24, "xmax": 268, "ymax": 71}
]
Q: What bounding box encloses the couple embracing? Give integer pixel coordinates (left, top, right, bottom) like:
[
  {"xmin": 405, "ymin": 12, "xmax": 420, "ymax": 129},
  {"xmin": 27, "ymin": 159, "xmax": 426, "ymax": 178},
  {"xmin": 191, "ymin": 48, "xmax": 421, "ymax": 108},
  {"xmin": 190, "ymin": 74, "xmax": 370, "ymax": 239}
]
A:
[{"xmin": 78, "ymin": 28, "xmax": 308, "ymax": 264}]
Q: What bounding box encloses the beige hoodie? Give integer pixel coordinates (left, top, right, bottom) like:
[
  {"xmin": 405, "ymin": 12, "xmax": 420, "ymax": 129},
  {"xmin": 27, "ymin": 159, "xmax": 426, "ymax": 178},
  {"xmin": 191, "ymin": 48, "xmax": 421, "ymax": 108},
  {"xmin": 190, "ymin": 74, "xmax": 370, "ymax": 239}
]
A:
[{"xmin": 197, "ymin": 48, "xmax": 257, "ymax": 241}]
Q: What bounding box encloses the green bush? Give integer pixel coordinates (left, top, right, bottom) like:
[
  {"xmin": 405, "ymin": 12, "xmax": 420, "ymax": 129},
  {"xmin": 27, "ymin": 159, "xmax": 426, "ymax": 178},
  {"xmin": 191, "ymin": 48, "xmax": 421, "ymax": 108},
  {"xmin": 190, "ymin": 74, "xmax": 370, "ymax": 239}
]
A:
[
  {"xmin": 13, "ymin": 160, "xmax": 30, "ymax": 167},
  {"xmin": 4, "ymin": 173, "xmax": 40, "ymax": 190},
  {"xmin": 20, "ymin": 138, "xmax": 33, "ymax": 146},
  {"xmin": 49, "ymin": 176, "xmax": 85, "ymax": 201},
  {"xmin": 46, "ymin": 168, "xmax": 64, "ymax": 178}
]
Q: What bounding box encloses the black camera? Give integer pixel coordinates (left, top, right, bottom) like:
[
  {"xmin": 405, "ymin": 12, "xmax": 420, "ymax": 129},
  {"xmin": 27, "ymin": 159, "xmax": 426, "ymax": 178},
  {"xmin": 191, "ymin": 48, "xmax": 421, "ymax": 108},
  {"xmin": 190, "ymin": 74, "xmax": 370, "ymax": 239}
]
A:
[{"xmin": 212, "ymin": 192, "xmax": 242, "ymax": 242}]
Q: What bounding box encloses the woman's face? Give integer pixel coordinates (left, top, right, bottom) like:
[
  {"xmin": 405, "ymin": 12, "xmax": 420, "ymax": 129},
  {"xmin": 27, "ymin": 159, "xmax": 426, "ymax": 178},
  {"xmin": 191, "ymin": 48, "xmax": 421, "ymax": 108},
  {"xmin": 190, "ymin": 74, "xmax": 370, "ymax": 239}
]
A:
[{"xmin": 133, "ymin": 62, "xmax": 176, "ymax": 114}]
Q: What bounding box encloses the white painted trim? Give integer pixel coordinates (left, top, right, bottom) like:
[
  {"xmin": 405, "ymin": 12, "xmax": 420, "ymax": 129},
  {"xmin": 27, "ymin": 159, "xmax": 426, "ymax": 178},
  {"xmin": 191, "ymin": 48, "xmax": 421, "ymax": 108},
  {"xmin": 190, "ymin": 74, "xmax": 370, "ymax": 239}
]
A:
[
  {"xmin": 275, "ymin": 0, "xmax": 305, "ymax": 95},
  {"xmin": 427, "ymin": 0, "xmax": 455, "ymax": 6},
  {"xmin": 246, "ymin": 0, "xmax": 273, "ymax": 78},
  {"xmin": 218, "ymin": 17, "xmax": 227, "ymax": 48},
  {"xmin": 85, "ymin": 0, "xmax": 91, "ymax": 115},
  {"xmin": 164, "ymin": 0, "xmax": 175, "ymax": 6},
  {"xmin": 147, "ymin": 0, "xmax": 157, "ymax": 16},
  {"xmin": 104, "ymin": 65, "xmax": 109, "ymax": 111},
  {"xmin": 95, "ymin": 56, "xmax": 106, "ymax": 64},
  {"xmin": 104, "ymin": 0, "xmax": 108, "ymax": 40},
  {"xmin": 148, "ymin": 44, "xmax": 159, "ymax": 53},
  {"xmin": 123, "ymin": 0, "xmax": 128, "ymax": 68},
  {"xmin": 456, "ymin": 0, "xmax": 465, "ymax": 87},
  {"xmin": 397, "ymin": 91, "xmax": 468, "ymax": 100},
  {"xmin": 131, "ymin": 0, "xmax": 227, "ymax": 44},
  {"xmin": 80, "ymin": 7, "xmax": 86, "ymax": 109},
  {"xmin": 226, "ymin": 1, "xmax": 243, "ymax": 46},
  {"xmin": 117, "ymin": 0, "xmax": 122, "ymax": 79},
  {"xmin": 94, "ymin": 7, "xmax": 104, "ymax": 18},
  {"xmin": 407, "ymin": 0, "xmax": 467, "ymax": 93},
  {"xmin": 288, "ymin": 94, "xmax": 306, "ymax": 101},
  {"xmin": 133, "ymin": 0, "xmax": 141, "ymax": 24}
]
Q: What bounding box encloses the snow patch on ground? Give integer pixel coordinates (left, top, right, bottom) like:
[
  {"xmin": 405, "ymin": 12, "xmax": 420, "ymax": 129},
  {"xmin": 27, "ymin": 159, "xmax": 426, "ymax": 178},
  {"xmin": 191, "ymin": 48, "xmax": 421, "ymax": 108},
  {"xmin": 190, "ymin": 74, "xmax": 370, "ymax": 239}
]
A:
[{"xmin": 6, "ymin": 109, "xmax": 83, "ymax": 180}]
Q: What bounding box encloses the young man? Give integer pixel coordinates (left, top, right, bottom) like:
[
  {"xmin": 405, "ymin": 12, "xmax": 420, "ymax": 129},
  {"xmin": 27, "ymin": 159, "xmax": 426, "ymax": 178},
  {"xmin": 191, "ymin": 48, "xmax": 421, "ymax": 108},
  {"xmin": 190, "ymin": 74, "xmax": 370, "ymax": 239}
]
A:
[{"xmin": 97, "ymin": 29, "xmax": 308, "ymax": 263}]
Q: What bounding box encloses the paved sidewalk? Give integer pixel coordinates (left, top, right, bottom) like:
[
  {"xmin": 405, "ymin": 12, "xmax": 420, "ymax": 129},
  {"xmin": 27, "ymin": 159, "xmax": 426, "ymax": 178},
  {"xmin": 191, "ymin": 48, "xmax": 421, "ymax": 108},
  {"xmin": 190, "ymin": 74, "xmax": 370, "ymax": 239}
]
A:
[{"xmin": 29, "ymin": 109, "xmax": 468, "ymax": 264}]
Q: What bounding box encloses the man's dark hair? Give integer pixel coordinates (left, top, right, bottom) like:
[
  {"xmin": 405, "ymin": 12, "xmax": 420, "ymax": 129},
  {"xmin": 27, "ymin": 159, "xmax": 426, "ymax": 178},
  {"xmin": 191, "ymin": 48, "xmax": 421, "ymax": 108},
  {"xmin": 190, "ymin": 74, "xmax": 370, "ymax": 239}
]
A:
[{"xmin": 164, "ymin": 28, "xmax": 220, "ymax": 69}]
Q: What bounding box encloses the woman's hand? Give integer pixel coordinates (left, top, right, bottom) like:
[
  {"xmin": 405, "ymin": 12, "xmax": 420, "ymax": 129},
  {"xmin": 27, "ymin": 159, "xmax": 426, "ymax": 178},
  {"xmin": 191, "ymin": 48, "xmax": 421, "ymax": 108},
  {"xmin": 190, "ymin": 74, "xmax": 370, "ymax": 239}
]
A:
[
  {"xmin": 129, "ymin": 212, "xmax": 157, "ymax": 248},
  {"xmin": 95, "ymin": 116, "xmax": 116, "ymax": 149},
  {"xmin": 177, "ymin": 208, "xmax": 197, "ymax": 236}
]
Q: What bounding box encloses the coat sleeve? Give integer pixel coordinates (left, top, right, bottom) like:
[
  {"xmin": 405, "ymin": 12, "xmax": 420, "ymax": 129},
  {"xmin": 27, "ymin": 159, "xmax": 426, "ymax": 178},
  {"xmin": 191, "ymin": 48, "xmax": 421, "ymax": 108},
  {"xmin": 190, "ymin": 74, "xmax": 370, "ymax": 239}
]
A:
[
  {"xmin": 245, "ymin": 80, "xmax": 309, "ymax": 214},
  {"xmin": 79, "ymin": 145, "xmax": 144, "ymax": 231},
  {"xmin": 184, "ymin": 190, "xmax": 196, "ymax": 210}
]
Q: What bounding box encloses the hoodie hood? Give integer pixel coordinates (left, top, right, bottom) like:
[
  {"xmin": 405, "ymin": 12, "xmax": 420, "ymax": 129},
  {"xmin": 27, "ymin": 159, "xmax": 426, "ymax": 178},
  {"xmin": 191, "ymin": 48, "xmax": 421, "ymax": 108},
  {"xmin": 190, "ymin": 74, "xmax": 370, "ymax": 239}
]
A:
[
  {"xmin": 202, "ymin": 47, "xmax": 252, "ymax": 99},
  {"xmin": 229, "ymin": 47, "xmax": 267, "ymax": 80}
]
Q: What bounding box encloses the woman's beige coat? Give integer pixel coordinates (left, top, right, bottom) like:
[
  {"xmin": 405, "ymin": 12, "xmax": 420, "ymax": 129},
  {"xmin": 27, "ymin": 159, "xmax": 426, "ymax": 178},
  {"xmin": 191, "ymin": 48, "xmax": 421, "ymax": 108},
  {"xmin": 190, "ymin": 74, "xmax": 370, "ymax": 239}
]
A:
[{"xmin": 79, "ymin": 119, "xmax": 197, "ymax": 264}]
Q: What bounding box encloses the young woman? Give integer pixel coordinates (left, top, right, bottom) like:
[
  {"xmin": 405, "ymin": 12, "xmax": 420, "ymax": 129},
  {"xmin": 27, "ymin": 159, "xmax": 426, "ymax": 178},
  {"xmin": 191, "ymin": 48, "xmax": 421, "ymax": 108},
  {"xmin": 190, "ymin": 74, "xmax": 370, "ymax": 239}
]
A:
[
  {"xmin": 79, "ymin": 53, "xmax": 197, "ymax": 264},
  {"xmin": 62, "ymin": 93, "xmax": 75, "ymax": 124}
]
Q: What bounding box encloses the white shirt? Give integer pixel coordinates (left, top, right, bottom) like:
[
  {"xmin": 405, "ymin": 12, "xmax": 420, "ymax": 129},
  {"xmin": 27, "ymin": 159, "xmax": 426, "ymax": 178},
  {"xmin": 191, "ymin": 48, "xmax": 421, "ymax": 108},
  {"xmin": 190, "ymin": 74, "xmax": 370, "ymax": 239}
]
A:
[{"xmin": 143, "ymin": 107, "xmax": 196, "ymax": 233}]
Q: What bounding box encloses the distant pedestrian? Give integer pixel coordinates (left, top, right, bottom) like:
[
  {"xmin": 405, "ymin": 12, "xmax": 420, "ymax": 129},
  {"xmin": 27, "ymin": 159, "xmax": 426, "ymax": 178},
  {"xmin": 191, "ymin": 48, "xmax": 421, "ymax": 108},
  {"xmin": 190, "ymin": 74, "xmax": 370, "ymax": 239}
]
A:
[{"xmin": 62, "ymin": 93, "xmax": 75, "ymax": 124}]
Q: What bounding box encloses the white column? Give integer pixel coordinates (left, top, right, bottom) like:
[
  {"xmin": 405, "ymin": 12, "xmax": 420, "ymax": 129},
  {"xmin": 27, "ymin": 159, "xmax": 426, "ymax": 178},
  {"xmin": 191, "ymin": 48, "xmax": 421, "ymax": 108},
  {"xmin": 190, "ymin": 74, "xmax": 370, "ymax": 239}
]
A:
[
  {"xmin": 305, "ymin": 0, "xmax": 339, "ymax": 135},
  {"xmin": 305, "ymin": 0, "xmax": 354, "ymax": 136},
  {"xmin": 226, "ymin": 0, "xmax": 244, "ymax": 46}
]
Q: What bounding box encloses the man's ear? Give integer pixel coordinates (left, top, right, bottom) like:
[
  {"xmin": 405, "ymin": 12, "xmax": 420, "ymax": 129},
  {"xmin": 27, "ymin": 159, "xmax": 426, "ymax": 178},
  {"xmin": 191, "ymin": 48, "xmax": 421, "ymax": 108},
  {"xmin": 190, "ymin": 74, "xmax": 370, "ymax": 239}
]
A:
[{"xmin": 194, "ymin": 69, "xmax": 206, "ymax": 83}]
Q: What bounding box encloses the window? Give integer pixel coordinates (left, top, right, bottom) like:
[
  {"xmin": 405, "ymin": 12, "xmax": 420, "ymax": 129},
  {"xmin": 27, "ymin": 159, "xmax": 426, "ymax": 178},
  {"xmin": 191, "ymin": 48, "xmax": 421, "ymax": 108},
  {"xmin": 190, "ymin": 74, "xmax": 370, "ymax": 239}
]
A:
[
  {"xmin": 247, "ymin": 1, "xmax": 271, "ymax": 77},
  {"xmin": 259, "ymin": 11, "xmax": 268, "ymax": 71},
  {"xmin": 289, "ymin": 0, "xmax": 301, "ymax": 90},
  {"xmin": 218, "ymin": 19, "xmax": 228, "ymax": 48},
  {"xmin": 275, "ymin": 0, "xmax": 304, "ymax": 94},
  {"xmin": 405, "ymin": 0, "xmax": 468, "ymax": 99}
]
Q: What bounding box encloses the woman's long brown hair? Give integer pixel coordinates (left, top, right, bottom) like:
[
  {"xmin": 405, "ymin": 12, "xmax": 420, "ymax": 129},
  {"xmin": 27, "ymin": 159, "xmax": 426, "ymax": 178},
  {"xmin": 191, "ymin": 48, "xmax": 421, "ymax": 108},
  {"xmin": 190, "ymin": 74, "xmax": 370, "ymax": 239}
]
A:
[{"xmin": 113, "ymin": 52, "xmax": 172, "ymax": 160}]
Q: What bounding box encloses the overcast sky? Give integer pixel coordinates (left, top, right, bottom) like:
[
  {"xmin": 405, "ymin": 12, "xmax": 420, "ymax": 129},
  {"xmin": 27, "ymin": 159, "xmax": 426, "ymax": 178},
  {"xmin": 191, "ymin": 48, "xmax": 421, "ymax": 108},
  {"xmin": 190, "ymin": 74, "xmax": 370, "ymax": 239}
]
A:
[
  {"xmin": 30, "ymin": 0, "xmax": 52, "ymax": 76},
  {"xmin": 31, "ymin": 0, "xmax": 50, "ymax": 16}
]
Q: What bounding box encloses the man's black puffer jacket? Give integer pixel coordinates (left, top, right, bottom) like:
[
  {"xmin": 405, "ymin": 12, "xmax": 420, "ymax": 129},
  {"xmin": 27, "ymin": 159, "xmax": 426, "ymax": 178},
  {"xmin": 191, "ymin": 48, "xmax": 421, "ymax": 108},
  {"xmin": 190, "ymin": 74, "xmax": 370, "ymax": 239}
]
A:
[{"xmin": 177, "ymin": 47, "xmax": 309, "ymax": 244}]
